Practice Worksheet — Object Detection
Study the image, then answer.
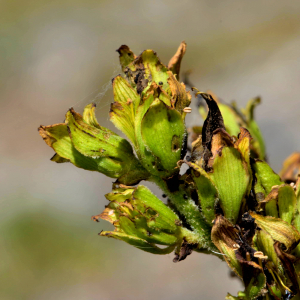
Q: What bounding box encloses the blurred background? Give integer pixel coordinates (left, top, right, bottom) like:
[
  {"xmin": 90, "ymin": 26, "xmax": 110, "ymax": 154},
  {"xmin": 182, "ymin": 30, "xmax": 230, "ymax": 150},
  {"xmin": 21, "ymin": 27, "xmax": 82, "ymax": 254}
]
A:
[{"xmin": 1, "ymin": 0, "xmax": 300, "ymax": 299}]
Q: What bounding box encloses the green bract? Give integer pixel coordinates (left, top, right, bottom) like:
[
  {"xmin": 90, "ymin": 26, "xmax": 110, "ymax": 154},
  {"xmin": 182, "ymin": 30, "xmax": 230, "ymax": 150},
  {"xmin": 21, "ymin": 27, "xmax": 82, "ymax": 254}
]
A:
[
  {"xmin": 39, "ymin": 104, "xmax": 149, "ymax": 185},
  {"xmin": 94, "ymin": 185, "xmax": 180, "ymax": 254},
  {"xmin": 39, "ymin": 42, "xmax": 300, "ymax": 300}
]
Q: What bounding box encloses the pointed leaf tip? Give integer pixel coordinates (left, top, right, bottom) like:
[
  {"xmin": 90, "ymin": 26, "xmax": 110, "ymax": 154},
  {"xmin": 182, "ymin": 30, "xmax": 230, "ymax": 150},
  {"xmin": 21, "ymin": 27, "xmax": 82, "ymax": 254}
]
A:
[
  {"xmin": 168, "ymin": 41, "xmax": 187, "ymax": 80},
  {"xmin": 117, "ymin": 45, "xmax": 136, "ymax": 72}
]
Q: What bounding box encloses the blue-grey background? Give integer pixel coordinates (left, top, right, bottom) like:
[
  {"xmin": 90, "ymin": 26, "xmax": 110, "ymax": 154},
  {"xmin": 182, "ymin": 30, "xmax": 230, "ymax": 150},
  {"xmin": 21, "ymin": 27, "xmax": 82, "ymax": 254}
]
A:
[{"xmin": 1, "ymin": 1, "xmax": 300, "ymax": 299}]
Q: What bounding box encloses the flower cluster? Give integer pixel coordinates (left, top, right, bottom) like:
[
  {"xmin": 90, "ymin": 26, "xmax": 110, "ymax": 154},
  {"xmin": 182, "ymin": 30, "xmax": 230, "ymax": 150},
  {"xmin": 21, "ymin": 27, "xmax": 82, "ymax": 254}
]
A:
[{"xmin": 39, "ymin": 42, "xmax": 300, "ymax": 299}]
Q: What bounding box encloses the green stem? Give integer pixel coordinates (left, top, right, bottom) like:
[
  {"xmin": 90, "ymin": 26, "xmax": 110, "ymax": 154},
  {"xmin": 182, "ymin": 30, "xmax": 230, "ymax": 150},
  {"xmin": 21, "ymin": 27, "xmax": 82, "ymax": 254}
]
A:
[{"xmin": 151, "ymin": 175, "xmax": 216, "ymax": 251}]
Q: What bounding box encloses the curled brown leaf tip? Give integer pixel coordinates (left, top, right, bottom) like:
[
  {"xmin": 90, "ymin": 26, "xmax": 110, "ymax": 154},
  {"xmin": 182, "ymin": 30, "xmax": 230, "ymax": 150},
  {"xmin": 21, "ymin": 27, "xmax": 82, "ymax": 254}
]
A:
[
  {"xmin": 201, "ymin": 93, "xmax": 226, "ymax": 149},
  {"xmin": 235, "ymin": 127, "xmax": 252, "ymax": 147},
  {"xmin": 168, "ymin": 41, "xmax": 187, "ymax": 80},
  {"xmin": 194, "ymin": 92, "xmax": 226, "ymax": 169},
  {"xmin": 38, "ymin": 124, "xmax": 65, "ymax": 148},
  {"xmin": 280, "ymin": 152, "xmax": 300, "ymax": 183}
]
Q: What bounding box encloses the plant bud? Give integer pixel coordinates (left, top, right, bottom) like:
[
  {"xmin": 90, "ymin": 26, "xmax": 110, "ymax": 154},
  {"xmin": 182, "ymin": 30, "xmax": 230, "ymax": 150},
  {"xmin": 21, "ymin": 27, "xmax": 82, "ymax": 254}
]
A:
[
  {"xmin": 39, "ymin": 104, "xmax": 149, "ymax": 185},
  {"xmin": 139, "ymin": 98, "xmax": 186, "ymax": 177},
  {"xmin": 95, "ymin": 185, "xmax": 183, "ymax": 254},
  {"xmin": 189, "ymin": 125, "xmax": 252, "ymax": 224},
  {"xmin": 110, "ymin": 75, "xmax": 140, "ymax": 146},
  {"xmin": 111, "ymin": 43, "xmax": 192, "ymax": 178}
]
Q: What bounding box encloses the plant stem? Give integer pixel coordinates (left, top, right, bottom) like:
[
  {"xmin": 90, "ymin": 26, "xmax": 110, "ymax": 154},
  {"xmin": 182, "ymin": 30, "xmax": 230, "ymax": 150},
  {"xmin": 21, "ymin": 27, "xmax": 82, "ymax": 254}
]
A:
[{"xmin": 151, "ymin": 175, "xmax": 216, "ymax": 251}]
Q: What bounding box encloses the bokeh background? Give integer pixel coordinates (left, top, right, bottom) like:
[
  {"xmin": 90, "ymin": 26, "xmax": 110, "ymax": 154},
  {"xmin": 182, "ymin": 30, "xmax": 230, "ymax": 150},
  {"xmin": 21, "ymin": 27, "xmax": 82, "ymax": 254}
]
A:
[{"xmin": 2, "ymin": 0, "xmax": 300, "ymax": 299}]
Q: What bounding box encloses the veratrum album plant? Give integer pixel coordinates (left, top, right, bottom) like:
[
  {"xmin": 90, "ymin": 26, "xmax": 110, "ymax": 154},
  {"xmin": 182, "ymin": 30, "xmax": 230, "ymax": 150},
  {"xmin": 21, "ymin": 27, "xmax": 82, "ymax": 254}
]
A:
[{"xmin": 39, "ymin": 42, "xmax": 300, "ymax": 300}]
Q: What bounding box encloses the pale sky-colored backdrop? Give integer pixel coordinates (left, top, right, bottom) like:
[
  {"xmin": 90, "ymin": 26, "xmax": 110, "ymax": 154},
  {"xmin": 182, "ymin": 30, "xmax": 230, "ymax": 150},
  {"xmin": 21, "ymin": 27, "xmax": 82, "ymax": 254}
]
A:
[{"xmin": 1, "ymin": 1, "xmax": 300, "ymax": 299}]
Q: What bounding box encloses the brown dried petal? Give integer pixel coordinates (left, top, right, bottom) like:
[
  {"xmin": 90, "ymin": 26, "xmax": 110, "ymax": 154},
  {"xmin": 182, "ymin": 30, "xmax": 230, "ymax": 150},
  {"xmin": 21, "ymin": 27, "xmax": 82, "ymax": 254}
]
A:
[
  {"xmin": 280, "ymin": 152, "xmax": 300, "ymax": 183},
  {"xmin": 168, "ymin": 41, "xmax": 187, "ymax": 80},
  {"xmin": 211, "ymin": 215, "xmax": 240, "ymax": 248},
  {"xmin": 211, "ymin": 215, "xmax": 242, "ymax": 276},
  {"xmin": 167, "ymin": 71, "xmax": 191, "ymax": 114}
]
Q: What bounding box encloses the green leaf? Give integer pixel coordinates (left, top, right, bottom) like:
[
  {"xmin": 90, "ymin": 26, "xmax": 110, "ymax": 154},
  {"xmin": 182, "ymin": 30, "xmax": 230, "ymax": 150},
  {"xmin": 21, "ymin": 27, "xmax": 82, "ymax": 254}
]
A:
[
  {"xmin": 253, "ymin": 173, "xmax": 266, "ymax": 202},
  {"xmin": 39, "ymin": 123, "xmax": 124, "ymax": 177},
  {"xmin": 102, "ymin": 185, "xmax": 182, "ymax": 247},
  {"xmin": 133, "ymin": 185, "xmax": 179, "ymax": 232},
  {"xmin": 117, "ymin": 45, "xmax": 136, "ymax": 72},
  {"xmin": 268, "ymin": 284, "xmax": 282, "ymax": 299},
  {"xmin": 255, "ymin": 229, "xmax": 279, "ymax": 267},
  {"xmin": 250, "ymin": 212, "xmax": 300, "ymax": 250},
  {"xmin": 218, "ymin": 103, "xmax": 241, "ymax": 137},
  {"xmin": 124, "ymin": 49, "xmax": 170, "ymax": 96},
  {"xmin": 243, "ymin": 97, "xmax": 266, "ymax": 159},
  {"xmin": 40, "ymin": 105, "xmax": 150, "ymax": 185},
  {"xmin": 100, "ymin": 231, "xmax": 176, "ymax": 255},
  {"xmin": 66, "ymin": 108, "xmax": 133, "ymax": 158},
  {"xmin": 138, "ymin": 50, "xmax": 170, "ymax": 95},
  {"xmin": 278, "ymin": 185, "xmax": 297, "ymax": 224},
  {"xmin": 82, "ymin": 103, "xmax": 101, "ymax": 129},
  {"xmin": 189, "ymin": 162, "xmax": 218, "ymax": 225},
  {"xmin": 261, "ymin": 187, "xmax": 280, "ymax": 218},
  {"xmin": 253, "ymin": 160, "xmax": 283, "ymax": 194},
  {"xmin": 105, "ymin": 188, "xmax": 135, "ymax": 202},
  {"xmin": 210, "ymin": 146, "xmax": 250, "ymax": 224},
  {"xmin": 110, "ymin": 75, "xmax": 141, "ymax": 145},
  {"xmin": 265, "ymin": 198, "xmax": 279, "ymax": 218},
  {"xmin": 66, "ymin": 107, "xmax": 151, "ymax": 184},
  {"xmin": 134, "ymin": 91, "xmax": 155, "ymax": 158}
]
